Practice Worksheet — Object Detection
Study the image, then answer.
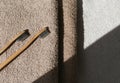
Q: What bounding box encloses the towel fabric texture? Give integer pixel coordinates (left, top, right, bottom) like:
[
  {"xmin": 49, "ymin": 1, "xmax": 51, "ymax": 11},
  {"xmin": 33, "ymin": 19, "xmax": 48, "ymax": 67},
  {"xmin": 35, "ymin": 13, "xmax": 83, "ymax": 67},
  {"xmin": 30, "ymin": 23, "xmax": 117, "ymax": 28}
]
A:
[
  {"xmin": 0, "ymin": 0, "xmax": 78, "ymax": 83},
  {"xmin": 0, "ymin": 0, "xmax": 58, "ymax": 83}
]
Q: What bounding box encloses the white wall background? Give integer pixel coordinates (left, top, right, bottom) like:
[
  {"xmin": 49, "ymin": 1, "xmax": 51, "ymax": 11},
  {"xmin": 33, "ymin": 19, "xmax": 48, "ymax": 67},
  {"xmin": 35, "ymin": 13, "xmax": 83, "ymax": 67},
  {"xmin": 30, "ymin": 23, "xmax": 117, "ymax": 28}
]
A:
[
  {"xmin": 83, "ymin": 0, "xmax": 120, "ymax": 83},
  {"xmin": 84, "ymin": 0, "xmax": 120, "ymax": 48}
]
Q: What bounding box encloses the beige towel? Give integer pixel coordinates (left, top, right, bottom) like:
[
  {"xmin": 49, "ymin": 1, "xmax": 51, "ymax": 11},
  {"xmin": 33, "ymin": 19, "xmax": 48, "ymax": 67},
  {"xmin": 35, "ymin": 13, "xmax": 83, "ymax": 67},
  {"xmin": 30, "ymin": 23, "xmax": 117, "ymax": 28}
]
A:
[
  {"xmin": 63, "ymin": 0, "xmax": 78, "ymax": 83},
  {"xmin": 0, "ymin": 0, "xmax": 79, "ymax": 83},
  {"xmin": 0, "ymin": 0, "xmax": 58, "ymax": 83}
]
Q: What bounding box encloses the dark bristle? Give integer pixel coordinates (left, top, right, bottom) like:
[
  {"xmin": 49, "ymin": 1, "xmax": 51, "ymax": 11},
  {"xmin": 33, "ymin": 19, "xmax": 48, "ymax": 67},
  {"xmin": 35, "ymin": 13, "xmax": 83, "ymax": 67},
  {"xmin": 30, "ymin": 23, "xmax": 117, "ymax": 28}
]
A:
[
  {"xmin": 17, "ymin": 29, "xmax": 30, "ymax": 41},
  {"xmin": 40, "ymin": 27, "xmax": 50, "ymax": 38}
]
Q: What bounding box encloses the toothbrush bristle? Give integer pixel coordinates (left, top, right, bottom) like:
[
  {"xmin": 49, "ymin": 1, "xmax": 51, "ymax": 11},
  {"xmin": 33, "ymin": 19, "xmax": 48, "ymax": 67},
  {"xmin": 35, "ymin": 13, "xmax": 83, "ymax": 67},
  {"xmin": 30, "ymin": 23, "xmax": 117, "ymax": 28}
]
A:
[
  {"xmin": 40, "ymin": 27, "xmax": 50, "ymax": 38},
  {"xmin": 17, "ymin": 29, "xmax": 30, "ymax": 41}
]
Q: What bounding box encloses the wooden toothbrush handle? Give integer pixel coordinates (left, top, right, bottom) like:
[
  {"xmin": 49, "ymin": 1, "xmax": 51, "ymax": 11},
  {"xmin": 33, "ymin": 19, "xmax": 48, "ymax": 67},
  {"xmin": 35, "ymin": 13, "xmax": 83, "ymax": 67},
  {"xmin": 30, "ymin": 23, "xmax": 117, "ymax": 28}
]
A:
[
  {"xmin": 0, "ymin": 27, "xmax": 47, "ymax": 70},
  {"xmin": 0, "ymin": 30, "xmax": 27, "ymax": 55}
]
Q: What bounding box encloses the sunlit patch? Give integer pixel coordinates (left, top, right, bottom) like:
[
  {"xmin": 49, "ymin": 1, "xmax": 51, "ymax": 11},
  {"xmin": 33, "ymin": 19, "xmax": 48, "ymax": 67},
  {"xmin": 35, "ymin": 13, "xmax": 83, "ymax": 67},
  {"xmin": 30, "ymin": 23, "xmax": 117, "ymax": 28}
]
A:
[{"xmin": 84, "ymin": 25, "xmax": 120, "ymax": 49}]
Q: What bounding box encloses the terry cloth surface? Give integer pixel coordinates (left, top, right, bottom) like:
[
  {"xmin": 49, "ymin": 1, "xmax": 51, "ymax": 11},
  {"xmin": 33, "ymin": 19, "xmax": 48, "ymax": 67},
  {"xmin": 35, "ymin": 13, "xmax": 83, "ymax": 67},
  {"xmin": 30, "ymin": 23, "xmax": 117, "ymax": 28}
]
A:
[
  {"xmin": 63, "ymin": 0, "xmax": 78, "ymax": 83},
  {"xmin": 0, "ymin": 0, "xmax": 58, "ymax": 83},
  {"xmin": 83, "ymin": 0, "xmax": 120, "ymax": 83},
  {"xmin": 0, "ymin": 0, "xmax": 79, "ymax": 83}
]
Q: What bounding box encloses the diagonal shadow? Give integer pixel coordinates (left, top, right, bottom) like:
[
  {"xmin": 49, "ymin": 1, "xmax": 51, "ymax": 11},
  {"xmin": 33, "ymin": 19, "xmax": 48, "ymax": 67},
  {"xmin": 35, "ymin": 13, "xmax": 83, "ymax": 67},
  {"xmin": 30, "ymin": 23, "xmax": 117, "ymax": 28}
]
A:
[
  {"xmin": 33, "ymin": 25, "xmax": 120, "ymax": 83},
  {"xmin": 33, "ymin": 1, "xmax": 120, "ymax": 82},
  {"xmin": 33, "ymin": 0, "xmax": 84, "ymax": 83},
  {"xmin": 32, "ymin": 56, "xmax": 77, "ymax": 83},
  {"xmin": 83, "ymin": 25, "xmax": 120, "ymax": 83},
  {"xmin": 32, "ymin": 66, "xmax": 58, "ymax": 83}
]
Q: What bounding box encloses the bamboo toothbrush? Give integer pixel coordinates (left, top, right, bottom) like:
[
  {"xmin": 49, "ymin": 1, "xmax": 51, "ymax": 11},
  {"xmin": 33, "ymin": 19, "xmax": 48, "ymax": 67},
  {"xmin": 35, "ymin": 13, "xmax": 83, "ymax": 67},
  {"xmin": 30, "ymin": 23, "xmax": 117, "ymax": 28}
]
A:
[{"xmin": 0, "ymin": 27, "xmax": 50, "ymax": 70}]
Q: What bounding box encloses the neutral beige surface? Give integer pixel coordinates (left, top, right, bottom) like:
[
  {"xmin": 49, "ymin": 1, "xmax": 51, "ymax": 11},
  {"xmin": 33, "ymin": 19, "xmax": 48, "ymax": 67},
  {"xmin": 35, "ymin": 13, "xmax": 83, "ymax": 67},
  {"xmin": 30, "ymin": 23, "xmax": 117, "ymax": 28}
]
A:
[
  {"xmin": 0, "ymin": 0, "xmax": 58, "ymax": 83},
  {"xmin": 0, "ymin": 28, "xmax": 47, "ymax": 70},
  {"xmin": 63, "ymin": 0, "xmax": 77, "ymax": 83},
  {"xmin": 0, "ymin": 0, "xmax": 78, "ymax": 83}
]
